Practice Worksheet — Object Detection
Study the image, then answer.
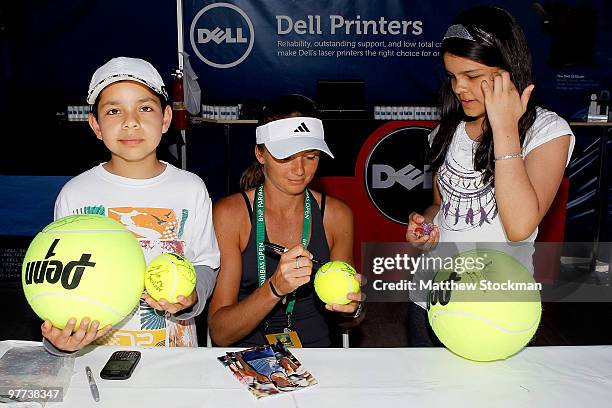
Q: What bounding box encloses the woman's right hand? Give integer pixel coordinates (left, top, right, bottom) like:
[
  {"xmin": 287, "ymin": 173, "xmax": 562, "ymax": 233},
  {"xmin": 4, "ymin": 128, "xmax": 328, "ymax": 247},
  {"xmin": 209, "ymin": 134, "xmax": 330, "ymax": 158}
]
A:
[
  {"xmin": 269, "ymin": 244, "xmax": 314, "ymax": 296},
  {"xmin": 41, "ymin": 318, "xmax": 112, "ymax": 352},
  {"xmin": 405, "ymin": 212, "xmax": 439, "ymax": 250}
]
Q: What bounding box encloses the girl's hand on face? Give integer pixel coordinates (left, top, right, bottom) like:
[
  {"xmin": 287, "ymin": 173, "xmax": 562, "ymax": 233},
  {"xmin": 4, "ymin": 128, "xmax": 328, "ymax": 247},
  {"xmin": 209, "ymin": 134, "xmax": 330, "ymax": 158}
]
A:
[{"xmin": 481, "ymin": 71, "xmax": 534, "ymax": 132}]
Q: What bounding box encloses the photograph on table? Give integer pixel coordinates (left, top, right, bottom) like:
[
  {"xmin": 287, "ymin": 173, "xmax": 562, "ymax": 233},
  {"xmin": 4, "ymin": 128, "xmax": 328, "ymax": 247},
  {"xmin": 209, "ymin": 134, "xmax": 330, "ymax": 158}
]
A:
[{"xmin": 217, "ymin": 342, "xmax": 316, "ymax": 398}]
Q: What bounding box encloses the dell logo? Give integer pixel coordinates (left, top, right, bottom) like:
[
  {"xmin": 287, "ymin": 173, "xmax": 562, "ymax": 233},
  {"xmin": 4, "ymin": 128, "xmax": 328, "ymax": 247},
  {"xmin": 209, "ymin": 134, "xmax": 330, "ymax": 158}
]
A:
[
  {"xmin": 372, "ymin": 164, "xmax": 431, "ymax": 190},
  {"xmin": 364, "ymin": 126, "xmax": 433, "ymax": 225},
  {"xmin": 190, "ymin": 3, "xmax": 255, "ymax": 69},
  {"xmin": 198, "ymin": 27, "xmax": 248, "ymax": 44}
]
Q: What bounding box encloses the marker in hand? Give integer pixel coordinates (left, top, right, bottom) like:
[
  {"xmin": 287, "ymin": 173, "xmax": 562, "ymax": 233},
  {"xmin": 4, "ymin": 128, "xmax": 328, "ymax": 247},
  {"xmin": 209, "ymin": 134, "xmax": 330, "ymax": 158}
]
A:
[{"xmin": 263, "ymin": 241, "xmax": 325, "ymax": 266}]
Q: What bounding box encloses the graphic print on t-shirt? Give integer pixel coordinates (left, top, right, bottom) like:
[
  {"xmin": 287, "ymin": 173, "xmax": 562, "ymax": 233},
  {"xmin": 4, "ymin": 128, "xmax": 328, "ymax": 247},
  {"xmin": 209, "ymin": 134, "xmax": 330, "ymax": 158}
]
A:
[
  {"xmin": 107, "ymin": 207, "xmax": 187, "ymax": 240},
  {"xmin": 437, "ymin": 152, "xmax": 498, "ymax": 232},
  {"xmin": 78, "ymin": 205, "xmax": 197, "ymax": 348}
]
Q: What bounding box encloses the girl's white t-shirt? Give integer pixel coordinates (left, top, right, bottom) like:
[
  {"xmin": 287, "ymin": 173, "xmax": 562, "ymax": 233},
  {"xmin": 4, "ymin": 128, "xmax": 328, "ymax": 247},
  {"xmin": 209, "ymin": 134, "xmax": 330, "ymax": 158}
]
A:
[
  {"xmin": 411, "ymin": 108, "xmax": 575, "ymax": 309},
  {"xmin": 431, "ymin": 107, "xmax": 575, "ymax": 245}
]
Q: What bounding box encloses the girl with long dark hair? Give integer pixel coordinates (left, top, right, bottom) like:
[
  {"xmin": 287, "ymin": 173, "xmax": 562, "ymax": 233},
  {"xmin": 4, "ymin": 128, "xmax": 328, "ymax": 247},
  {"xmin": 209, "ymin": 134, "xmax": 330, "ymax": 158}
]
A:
[
  {"xmin": 407, "ymin": 6, "xmax": 574, "ymax": 249},
  {"xmin": 405, "ymin": 6, "xmax": 575, "ymax": 346}
]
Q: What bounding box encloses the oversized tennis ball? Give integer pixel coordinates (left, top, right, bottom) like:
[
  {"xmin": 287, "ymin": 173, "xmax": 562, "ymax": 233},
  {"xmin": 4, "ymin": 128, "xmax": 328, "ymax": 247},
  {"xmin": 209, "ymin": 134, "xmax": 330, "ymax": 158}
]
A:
[
  {"xmin": 22, "ymin": 214, "xmax": 145, "ymax": 330},
  {"xmin": 144, "ymin": 253, "xmax": 196, "ymax": 303},
  {"xmin": 427, "ymin": 249, "xmax": 542, "ymax": 362},
  {"xmin": 314, "ymin": 261, "xmax": 359, "ymax": 305}
]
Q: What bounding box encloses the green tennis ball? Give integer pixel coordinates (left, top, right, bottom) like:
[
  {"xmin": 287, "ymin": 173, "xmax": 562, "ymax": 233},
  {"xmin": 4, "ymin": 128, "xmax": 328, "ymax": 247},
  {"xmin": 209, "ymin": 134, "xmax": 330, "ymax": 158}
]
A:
[
  {"xmin": 144, "ymin": 253, "xmax": 196, "ymax": 303},
  {"xmin": 314, "ymin": 261, "xmax": 359, "ymax": 305},
  {"xmin": 427, "ymin": 249, "xmax": 542, "ymax": 362},
  {"xmin": 22, "ymin": 215, "xmax": 146, "ymax": 330}
]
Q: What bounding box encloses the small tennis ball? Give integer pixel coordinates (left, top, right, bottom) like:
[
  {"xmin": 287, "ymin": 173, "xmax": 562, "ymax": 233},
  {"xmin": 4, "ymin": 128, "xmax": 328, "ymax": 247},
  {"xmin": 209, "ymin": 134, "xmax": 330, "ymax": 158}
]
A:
[
  {"xmin": 314, "ymin": 261, "xmax": 359, "ymax": 305},
  {"xmin": 22, "ymin": 214, "xmax": 146, "ymax": 330},
  {"xmin": 145, "ymin": 253, "xmax": 196, "ymax": 303},
  {"xmin": 427, "ymin": 249, "xmax": 542, "ymax": 362}
]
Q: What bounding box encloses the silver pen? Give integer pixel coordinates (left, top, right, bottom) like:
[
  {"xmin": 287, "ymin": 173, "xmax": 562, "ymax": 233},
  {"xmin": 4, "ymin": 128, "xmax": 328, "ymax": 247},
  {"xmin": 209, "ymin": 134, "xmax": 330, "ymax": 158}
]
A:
[{"xmin": 85, "ymin": 366, "xmax": 100, "ymax": 402}]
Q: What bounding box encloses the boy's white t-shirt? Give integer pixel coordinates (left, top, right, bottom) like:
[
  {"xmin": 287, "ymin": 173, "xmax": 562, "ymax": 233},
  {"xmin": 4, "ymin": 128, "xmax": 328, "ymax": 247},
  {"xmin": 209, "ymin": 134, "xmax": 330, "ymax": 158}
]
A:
[{"xmin": 54, "ymin": 162, "xmax": 220, "ymax": 347}]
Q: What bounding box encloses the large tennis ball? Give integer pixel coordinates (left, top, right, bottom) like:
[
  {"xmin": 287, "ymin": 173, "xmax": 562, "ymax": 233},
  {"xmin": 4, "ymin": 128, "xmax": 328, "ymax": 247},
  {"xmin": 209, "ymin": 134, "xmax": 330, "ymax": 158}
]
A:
[
  {"xmin": 144, "ymin": 253, "xmax": 196, "ymax": 303},
  {"xmin": 427, "ymin": 249, "xmax": 542, "ymax": 362},
  {"xmin": 22, "ymin": 215, "xmax": 145, "ymax": 330},
  {"xmin": 314, "ymin": 261, "xmax": 359, "ymax": 305}
]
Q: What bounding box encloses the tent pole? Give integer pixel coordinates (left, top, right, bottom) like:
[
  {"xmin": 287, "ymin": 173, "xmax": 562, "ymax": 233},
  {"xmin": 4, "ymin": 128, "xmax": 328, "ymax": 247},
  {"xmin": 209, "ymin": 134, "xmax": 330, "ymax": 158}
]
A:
[
  {"xmin": 176, "ymin": 0, "xmax": 186, "ymax": 169},
  {"xmin": 176, "ymin": 0, "xmax": 184, "ymax": 70}
]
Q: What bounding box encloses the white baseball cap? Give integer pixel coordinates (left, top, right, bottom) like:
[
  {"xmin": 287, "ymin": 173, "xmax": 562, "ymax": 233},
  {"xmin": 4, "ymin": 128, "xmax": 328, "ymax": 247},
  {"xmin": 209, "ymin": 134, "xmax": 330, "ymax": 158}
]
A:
[
  {"xmin": 87, "ymin": 57, "xmax": 168, "ymax": 105},
  {"xmin": 255, "ymin": 117, "xmax": 334, "ymax": 159}
]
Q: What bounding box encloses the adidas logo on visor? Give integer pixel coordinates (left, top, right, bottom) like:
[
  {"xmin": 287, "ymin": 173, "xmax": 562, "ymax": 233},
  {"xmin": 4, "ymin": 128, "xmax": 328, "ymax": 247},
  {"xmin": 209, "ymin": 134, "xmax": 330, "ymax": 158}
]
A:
[{"xmin": 293, "ymin": 122, "xmax": 311, "ymax": 133}]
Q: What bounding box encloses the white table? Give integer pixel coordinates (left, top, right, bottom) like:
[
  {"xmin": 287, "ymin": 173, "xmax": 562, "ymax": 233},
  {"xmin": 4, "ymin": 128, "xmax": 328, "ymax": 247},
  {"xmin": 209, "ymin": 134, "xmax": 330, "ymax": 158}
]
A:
[{"xmin": 2, "ymin": 341, "xmax": 612, "ymax": 408}]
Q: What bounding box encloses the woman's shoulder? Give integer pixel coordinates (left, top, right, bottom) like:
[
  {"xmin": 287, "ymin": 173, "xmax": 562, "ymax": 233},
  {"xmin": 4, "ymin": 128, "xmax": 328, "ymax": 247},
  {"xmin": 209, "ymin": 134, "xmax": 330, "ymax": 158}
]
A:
[
  {"xmin": 213, "ymin": 190, "xmax": 253, "ymax": 216},
  {"xmin": 309, "ymin": 189, "xmax": 353, "ymax": 220}
]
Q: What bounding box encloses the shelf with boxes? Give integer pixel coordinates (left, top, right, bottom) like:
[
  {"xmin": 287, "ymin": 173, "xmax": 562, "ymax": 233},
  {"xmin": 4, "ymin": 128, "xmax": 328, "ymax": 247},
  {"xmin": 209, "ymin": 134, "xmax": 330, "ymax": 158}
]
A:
[
  {"xmin": 66, "ymin": 105, "xmax": 91, "ymax": 122},
  {"xmin": 373, "ymin": 106, "xmax": 441, "ymax": 121},
  {"xmin": 200, "ymin": 104, "xmax": 242, "ymax": 121}
]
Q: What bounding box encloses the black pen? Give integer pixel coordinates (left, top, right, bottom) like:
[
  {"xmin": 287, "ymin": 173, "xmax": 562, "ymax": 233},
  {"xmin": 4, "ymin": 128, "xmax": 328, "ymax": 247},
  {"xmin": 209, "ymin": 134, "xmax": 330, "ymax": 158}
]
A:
[{"xmin": 263, "ymin": 241, "xmax": 325, "ymax": 266}]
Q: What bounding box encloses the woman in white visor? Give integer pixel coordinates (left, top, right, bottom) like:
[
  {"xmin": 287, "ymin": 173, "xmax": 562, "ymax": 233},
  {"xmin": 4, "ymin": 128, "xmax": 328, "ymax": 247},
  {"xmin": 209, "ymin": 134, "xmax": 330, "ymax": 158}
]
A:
[{"xmin": 208, "ymin": 95, "xmax": 364, "ymax": 347}]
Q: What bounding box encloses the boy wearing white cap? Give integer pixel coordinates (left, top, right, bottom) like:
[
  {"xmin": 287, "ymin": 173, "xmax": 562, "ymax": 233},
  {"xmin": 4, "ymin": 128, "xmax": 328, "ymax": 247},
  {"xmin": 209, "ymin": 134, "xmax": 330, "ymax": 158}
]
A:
[
  {"xmin": 42, "ymin": 57, "xmax": 220, "ymax": 354},
  {"xmin": 208, "ymin": 95, "xmax": 364, "ymax": 348}
]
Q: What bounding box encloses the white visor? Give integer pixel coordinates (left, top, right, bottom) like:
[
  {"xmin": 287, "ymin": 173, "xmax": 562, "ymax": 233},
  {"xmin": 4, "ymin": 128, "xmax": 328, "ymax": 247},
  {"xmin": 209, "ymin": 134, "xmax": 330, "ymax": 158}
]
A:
[{"xmin": 255, "ymin": 117, "xmax": 334, "ymax": 159}]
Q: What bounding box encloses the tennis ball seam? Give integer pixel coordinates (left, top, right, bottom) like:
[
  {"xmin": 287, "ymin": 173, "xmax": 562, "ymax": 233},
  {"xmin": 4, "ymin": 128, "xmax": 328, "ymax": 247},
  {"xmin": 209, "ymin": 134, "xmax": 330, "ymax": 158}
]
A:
[
  {"xmin": 169, "ymin": 255, "xmax": 178, "ymax": 301},
  {"xmin": 334, "ymin": 277, "xmax": 355, "ymax": 303},
  {"xmin": 430, "ymin": 309, "xmax": 540, "ymax": 334},
  {"xmin": 321, "ymin": 273, "xmax": 354, "ymax": 303},
  {"xmin": 28, "ymin": 293, "xmax": 128, "ymax": 319},
  {"xmin": 24, "ymin": 215, "xmax": 146, "ymax": 330},
  {"xmin": 315, "ymin": 265, "xmax": 358, "ymax": 305},
  {"xmin": 145, "ymin": 253, "xmax": 195, "ymax": 302}
]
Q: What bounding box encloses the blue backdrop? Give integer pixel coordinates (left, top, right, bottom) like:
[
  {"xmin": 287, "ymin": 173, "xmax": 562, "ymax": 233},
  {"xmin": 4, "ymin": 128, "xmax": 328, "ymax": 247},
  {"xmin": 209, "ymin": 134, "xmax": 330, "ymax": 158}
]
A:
[
  {"xmin": 184, "ymin": 0, "xmax": 612, "ymax": 119},
  {"xmin": 0, "ymin": 0, "xmax": 610, "ymax": 237}
]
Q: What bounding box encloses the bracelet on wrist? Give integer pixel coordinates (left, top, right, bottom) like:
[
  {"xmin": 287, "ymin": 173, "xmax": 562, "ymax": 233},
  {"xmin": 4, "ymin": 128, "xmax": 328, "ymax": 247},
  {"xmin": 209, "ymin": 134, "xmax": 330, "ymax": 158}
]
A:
[
  {"xmin": 344, "ymin": 302, "xmax": 363, "ymax": 319},
  {"xmin": 268, "ymin": 280, "xmax": 284, "ymax": 299},
  {"xmin": 494, "ymin": 152, "xmax": 523, "ymax": 161}
]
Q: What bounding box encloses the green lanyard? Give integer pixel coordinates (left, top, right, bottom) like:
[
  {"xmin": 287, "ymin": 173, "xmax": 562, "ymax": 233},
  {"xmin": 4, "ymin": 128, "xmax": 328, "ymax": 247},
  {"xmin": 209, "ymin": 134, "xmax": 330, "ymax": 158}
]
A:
[{"xmin": 255, "ymin": 184, "xmax": 311, "ymax": 317}]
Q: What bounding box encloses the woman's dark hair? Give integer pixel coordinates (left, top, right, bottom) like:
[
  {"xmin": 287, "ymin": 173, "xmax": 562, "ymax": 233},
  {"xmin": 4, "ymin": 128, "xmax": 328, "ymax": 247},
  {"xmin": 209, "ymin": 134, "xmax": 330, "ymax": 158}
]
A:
[
  {"xmin": 429, "ymin": 6, "xmax": 537, "ymax": 184},
  {"xmin": 239, "ymin": 94, "xmax": 319, "ymax": 190}
]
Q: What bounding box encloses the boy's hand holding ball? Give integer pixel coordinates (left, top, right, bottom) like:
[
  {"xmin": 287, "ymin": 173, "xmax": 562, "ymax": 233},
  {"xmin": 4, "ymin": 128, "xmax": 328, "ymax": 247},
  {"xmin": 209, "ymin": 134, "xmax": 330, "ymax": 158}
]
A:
[{"xmin": 142, "ymin": 253, "xmax": 198, "ymax": 314}]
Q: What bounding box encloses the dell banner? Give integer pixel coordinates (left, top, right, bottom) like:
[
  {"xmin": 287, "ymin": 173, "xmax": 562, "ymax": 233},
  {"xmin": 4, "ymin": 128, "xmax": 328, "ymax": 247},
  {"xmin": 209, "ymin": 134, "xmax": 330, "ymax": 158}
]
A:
[
  {"xmin": 183, "ymin": 0, "xmax": 611, "ymax": 248},
  {"xmin": 183, "ymin": 0, "xmax": 611, "ymax": 118},
  {"xmin": 184, "ymin": 0, "xmax": 463, "ymax": 106}
]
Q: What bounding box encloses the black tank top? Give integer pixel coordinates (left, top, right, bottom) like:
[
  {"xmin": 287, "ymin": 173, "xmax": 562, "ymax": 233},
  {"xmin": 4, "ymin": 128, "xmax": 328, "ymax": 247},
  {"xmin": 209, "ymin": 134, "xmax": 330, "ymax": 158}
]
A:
[{"xmin": 237, "ymin": 190, "xmax": 331, "ymax": 347}]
